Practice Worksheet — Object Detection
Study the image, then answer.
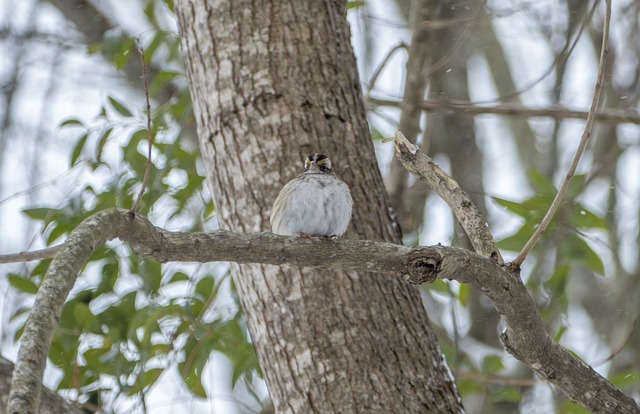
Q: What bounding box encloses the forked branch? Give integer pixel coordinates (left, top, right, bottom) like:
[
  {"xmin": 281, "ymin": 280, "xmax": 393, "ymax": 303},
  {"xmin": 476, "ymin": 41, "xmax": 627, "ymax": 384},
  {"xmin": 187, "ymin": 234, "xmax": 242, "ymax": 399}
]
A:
[
  {"xmin": 393, "ymin": 131, "xmax": 504, "ymax": 266},
  {"xmin": 6, "ymin": 208, "xmax": 638, "ymax": 413}
]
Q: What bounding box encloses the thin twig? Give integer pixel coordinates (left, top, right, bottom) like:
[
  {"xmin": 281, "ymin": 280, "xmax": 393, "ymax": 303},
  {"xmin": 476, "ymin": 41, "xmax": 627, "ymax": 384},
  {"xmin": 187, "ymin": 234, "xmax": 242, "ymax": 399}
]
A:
[
  {"xmin": 130, "ymin": 44, "xmax": 153, "ymax": 214},
  {"xmin": 469, "ymin": 0, "xmax": 598, "ymax": 106},
  {"xmin": 422, "ymin": 0, "xmax": 486, "ymax": 78},
  {"xmin": 511, "ymin": 0, "xmax": 611, "ymax": 269},
  {"xmin": 365, "ymin": 43, "xmax": 407, "ymax": 96},
  {"xmin": 368, "ymin": 97, "xmax": 640, "ymax": 125},
  {"xmin": 0, "ymin": 245, "xmax": 63, "ymax": 264},
  {"xmin": 593, "ymin": 317, "xmax": 638, "ymax": 367}
]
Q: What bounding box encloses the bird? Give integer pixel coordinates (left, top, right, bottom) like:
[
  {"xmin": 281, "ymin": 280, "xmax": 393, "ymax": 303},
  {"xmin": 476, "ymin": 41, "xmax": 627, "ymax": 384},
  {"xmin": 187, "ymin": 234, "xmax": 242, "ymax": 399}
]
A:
[{"xmin": 270, "ymin": 153, "xmax": 353, "ymax": 237}]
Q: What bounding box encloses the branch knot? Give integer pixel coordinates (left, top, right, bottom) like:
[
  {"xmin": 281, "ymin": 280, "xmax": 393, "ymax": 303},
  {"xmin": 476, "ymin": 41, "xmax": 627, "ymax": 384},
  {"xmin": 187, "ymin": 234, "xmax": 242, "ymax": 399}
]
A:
[{"xmin": 405, "ymin": 253, "xmax": 442, "ymax": 284}]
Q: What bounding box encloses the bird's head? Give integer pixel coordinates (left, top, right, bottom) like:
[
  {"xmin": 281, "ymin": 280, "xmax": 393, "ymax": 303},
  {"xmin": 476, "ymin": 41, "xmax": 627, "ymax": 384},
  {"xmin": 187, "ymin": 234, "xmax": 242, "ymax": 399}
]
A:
[{"xmin": 304, "ymin": 153, "xmax": 332, "ymax": 174}]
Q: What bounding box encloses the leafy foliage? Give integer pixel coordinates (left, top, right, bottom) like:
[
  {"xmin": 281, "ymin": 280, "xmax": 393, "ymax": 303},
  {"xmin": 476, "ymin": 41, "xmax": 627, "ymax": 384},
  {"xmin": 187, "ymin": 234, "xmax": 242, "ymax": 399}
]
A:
[
  {"xmin": 8, "ymin": 2, "xmax": 260, "ymax": 409},
  {"xmin": 494, "ymin": 170, "xmax": 606, "ymax": 274}
]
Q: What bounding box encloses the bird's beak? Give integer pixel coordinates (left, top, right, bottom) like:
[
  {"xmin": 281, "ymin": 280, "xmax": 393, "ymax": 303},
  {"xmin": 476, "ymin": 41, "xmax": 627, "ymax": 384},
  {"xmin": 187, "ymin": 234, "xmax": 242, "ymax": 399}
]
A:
[{"xmin": 308, "ymin": 162, "xmax": 319, "ymax": 172}]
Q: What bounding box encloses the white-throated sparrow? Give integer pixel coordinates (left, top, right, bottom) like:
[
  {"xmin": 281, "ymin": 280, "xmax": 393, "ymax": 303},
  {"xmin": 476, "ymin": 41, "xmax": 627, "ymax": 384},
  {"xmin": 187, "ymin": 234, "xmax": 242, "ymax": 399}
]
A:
[{"xmin": 270, "ymin": 153, "xmax": 353, "ymax": 237}]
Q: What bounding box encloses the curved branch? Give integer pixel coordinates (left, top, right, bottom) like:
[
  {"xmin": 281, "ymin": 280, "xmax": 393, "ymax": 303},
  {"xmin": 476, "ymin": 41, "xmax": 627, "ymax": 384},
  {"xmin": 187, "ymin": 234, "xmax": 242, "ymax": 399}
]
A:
[
  {"xmin": 7, "ymin": 208, "xmax": 639, "ymax": 413},
  {"xmin": 393, "ymin": 131, "xmax": 504, "ymax": 266}
]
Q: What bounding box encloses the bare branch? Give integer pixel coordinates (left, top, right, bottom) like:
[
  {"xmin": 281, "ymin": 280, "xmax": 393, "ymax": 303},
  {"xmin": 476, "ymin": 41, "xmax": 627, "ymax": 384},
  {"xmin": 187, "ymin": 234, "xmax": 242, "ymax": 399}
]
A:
[
  {"xmin": 368, "ymin": 97, "xmax": 640, "ymax": 125},
  {"xmin": 512, "ymin": 0, "xmax": 612, "ymax": 268},
  {"xmin": 365, "ymin": 43, "xmax": 407, "ymax": 96},
  {"xmin": 0, "ymin": 245, "xmax": 62, "ymax": 264},
  {"xmin": 393, "ymin": 131, "xmax": 504, "ymax": 266},
  {"xmin": 130, "ymin": 44, "xmax": 153, "ymax": 214},
  {"xmin": 7, "ymin": 208, "xmax": 638, "ymax": 413}
]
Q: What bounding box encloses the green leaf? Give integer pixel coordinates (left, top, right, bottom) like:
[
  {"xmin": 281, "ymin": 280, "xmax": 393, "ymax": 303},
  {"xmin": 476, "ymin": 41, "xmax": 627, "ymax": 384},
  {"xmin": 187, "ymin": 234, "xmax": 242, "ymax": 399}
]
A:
[
  {"xmin": 59, "ymin": 118, "xmax": 84, "ymax": 128},
  {"xmin": 482, "ymin": 355, "xmax": 505, "ymax": 374},
  {"xmin": 97, "ymin": 261, "xmax": 119, "ymax": 294},
  {"xmin": 143, "ymin": 31, "xmax": 165, "ymax": 64},
  {"xmin": 493, "ymin": 197, "xmax": 531, "ymax": 218},
  {"xmin": 83, "ymin": 347, "xmax": 109, "ymax": 369},
  {"xmin": 169, "ymin": 271, "xmax": 190, "ymax": 283},
  {"xmin": 528, "ymin": 169, "xmax": 558, "ymax": 197},
  {"xmin": 609, "ymin": 371, "xmax": 639, "ymax": 388},
  {"xmin": 95, "ymin": 127, "xmax": 113, "ymax": 162},
  {"xmin": 565, "ymin": 174, "xmax": 587, "ymax": 199},
  {"xmin": 153, "ymin": 71, "xmax": 182, "ymax": 96},
  {"xmin": 370, "ymin": 128, "xmax": 385, "ymax": 141},
  {"xmin": 7, "ymin": 274, "xmax": 38, "ymax": 294},
  {"xmin": 560, "ymin": 400, "xmax": 592, "ymax": 414},
  {"xmin": 47, "ymin": 223, "xmax": 69, "ymax": 245},
  {"xmin": 96, "ymin": 291, "xmax": 137, "ymax": 342},
  {"xmin": 73, "ymin": 302, "xmax": 102, "ymax": 334},
  {"xmin": 544, "ymin": 264, "xmax": 570, "ymax": 312},
  {"xmin": 347, "ymin": 1, "xmax": 366, "ymax": 9},
  {"xmin": 108, "ymin": 96, "xmax": 133, "ymax": 117},
  {"xmin": 458, "ymin": 284, "xmax": 470, "ymax": 306},
  {"xmin": 230, "ymin": 344, "xmax": 260, "ymax": 385},
  {"xmin": 150, "ymin": 71, "xmax": 181, "ymax": 97},
  {"xmin": 103, "ymin": 30, "xmax": 135, "ymax": 70},
  {"xmin": 426, "ymin": 279, "xmax": 449, "ymax": 293},
  {"xmin": 553, "ymin": 325, "xmax": 568, "ymax": 342},
  {"xmin": 129, "ymin": 368, "xmax": 164, "ymax": 395},
  {"xmin": 49, "ymin": 340, "xmax": 66, "ymax": 367},
  {"xmin": 559, "ymin": 234, "xmax": 605, "ymax": 274},
  {"xmin": 195, "ymin": 276, "xmax": 214, "ymax": 302},
  {"xmin": 570, "ymin": 205, "xmax": 607, "ymax": 230},
  {"xmin": 119, "ymin": 291, "xmax": 138, "ymax": 316},
  {"xmin": 32, "ymin": 258, "xmax": 52, "ymax": 277},
  {"xmin": 139, "ymin": 259, "xmax": 162, "ymax": 294},
  {"xmin": 497, "ymin": 224, "xmax": 535, "ymax": 252},
  {"xmin": 490, "ymin": 387, "xmax": 522, "ymax": 403},
  {"xmin": 22, "ymin": 207, "xmax": 54, "ymax": 221},
  {"xmin": 456, "ymin": 378, "xmax": 483, "ymax": 396},
  {"xmin": 71, "ymin": 133, "xmax": 88, "ymax": 166},
  {"xmin": 162, "ymin": 0, "xmax": 174, "ymax": 12},
  {"xmin": 179, "ymin": 336, "xmax": 210, "ymax": 398},
  {"xmin": 87, "ymin": 42, "xmax": 102, "ymax": 55}
]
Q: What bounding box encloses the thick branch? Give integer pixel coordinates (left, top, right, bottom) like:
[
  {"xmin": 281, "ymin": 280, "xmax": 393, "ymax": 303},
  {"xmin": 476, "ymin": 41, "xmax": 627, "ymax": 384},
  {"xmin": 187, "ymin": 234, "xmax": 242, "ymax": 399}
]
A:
[
  {"xmin": 368, "ymin": 97, "xmax": 640, "ymax": 125},
  {"xmin": 393, "ymin": 131, "xmax": 504, "ymax": 265},
  {"xmin": 7, "ymin": 208, "xmax": 638, "ymax": 413}
]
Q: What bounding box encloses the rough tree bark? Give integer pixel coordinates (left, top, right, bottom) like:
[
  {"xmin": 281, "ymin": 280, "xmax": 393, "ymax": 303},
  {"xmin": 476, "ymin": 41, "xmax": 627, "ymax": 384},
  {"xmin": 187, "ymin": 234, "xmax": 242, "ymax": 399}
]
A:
[{"xmin": 175, "ymin": 0, "xmax": 464, "ymax": 412}]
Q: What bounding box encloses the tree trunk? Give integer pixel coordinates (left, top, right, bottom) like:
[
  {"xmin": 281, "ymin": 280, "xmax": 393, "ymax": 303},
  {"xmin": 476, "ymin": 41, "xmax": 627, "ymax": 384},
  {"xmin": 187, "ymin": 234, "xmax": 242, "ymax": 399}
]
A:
[{"xmin": 176, "ymin": 0, "xmax": 464, "ymax": 412}]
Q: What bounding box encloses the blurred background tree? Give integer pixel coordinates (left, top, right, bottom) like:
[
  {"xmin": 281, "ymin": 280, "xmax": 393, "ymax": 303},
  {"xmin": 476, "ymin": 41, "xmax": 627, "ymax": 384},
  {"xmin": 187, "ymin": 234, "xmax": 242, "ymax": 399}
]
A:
[{"xmin": 0, "ymin": 0, "xmax": 638, "ymax": 413}]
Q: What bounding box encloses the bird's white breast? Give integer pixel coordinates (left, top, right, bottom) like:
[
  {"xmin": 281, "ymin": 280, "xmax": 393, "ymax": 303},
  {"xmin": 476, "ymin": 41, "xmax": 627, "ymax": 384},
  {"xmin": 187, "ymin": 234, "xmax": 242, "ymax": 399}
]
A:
[{"xmin": 270, "ymin": 173, "xmax": 353, "ymax": 237}]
